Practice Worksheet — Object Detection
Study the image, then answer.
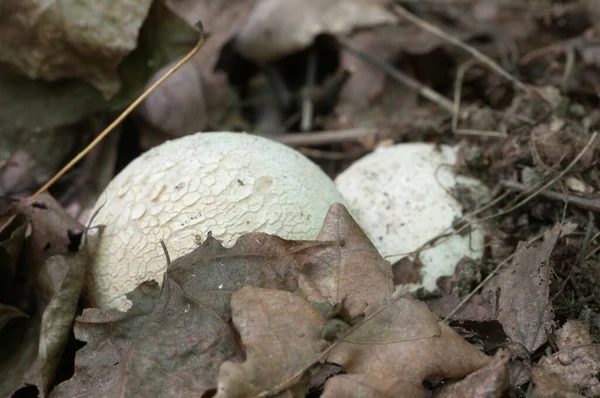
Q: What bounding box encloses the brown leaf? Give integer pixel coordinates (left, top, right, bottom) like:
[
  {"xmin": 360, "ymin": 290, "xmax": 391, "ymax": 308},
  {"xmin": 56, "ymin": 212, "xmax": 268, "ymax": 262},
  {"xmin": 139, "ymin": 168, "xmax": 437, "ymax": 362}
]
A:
[
  {"xmin": 490, "ymin": 224, "xmax": 562, "ymax": 353},
  {"xmin": 53, "ymin": 232, "xmax": 327, "ymax": 396},
  {"xmin": 532, "ymin": 321, "xmax": 600, "ymax": 398},
  {"xmin": 16, "ymin": 193, "xmax": 84, "ymax": 262},
  {"xmin": 137, "ymin": 0, "xmax": 253, "ymax": 138},
  {"xmin": 0, "ymin": 0, "xmax": 153, "ymax": 98},
  {"xmin": 301, "ymin": 203, "xmax": 394, "ymax": 319},
  {"xmin": 436, "ymin": 349, "xmax": 510, "ymax": 398},
  {"xmin": 0, "ymin": 303, "xmax": 28, "ymax": 331},
  {"xmin": 1, "ymin": 194, "xmax": 87, "ymax": 396},
  {"xmin": 0, "ymin": 213, "xmax": 28, "ymax": 303},
  {"xmin": 323, "ymin": 295, "xmax": 490, "ymax": 398},
  {"xmin": 234, "ymin": 0, "xmax": 396, "ymax": 62},
  {"xmin": 39, "ymin": 249, "xmax": 89, "ymax": 395},
  {"xmin": 216, "ymin": 286, "xmax": 328, "ymax": 397}
]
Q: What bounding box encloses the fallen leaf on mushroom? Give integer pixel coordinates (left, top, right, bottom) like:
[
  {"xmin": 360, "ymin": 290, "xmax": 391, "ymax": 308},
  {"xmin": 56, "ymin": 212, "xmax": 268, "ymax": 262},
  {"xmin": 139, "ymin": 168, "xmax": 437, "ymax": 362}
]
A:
[
  {"xmin": 51, "ymin": 204, "xmax": 490, "ymax": 397},
  {"xmin": 85, "ymin": 132, "xmax": 346, "ymax": 311}
]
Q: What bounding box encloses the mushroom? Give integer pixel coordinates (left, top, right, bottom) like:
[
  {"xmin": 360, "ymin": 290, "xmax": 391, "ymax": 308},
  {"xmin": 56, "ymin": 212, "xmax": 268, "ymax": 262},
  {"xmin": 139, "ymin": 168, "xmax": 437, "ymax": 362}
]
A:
[
  {"xmin": 334, "ymin": 142, "xmax": 489, "ymax": 294},
  {"xmin": 86, "ymin": 132, "xmax": 345, "ymax": 311}
]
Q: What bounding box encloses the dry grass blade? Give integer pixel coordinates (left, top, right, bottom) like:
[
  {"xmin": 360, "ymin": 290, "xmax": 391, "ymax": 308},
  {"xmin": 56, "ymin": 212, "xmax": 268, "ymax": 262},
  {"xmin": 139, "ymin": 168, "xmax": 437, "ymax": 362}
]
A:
[{"xmin": 30, "ymin": 21, "xmax": 206, "ymax": 198}]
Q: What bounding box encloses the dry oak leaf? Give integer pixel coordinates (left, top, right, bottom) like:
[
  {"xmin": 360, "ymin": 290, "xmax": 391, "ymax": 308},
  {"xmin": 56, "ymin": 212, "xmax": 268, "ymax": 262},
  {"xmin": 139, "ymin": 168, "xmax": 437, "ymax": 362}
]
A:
[
  {"xmin": 322, "ymin": 295, "xmax": 491, "ymax": 398},
  {"xmin": 0, "ymin": 0, "xmax": 153, "ymax": 98},
  {"xmin": 51, "ymin": 232, "xmax": 327, "ymax": 397},
  {"xmin": 234, "ymin": 0, "xmax": 396, "ymax": 62},
  {"xmin": 489, "ymin": 223, "xmax": 564, "ymax": 353},
  {"xmin": 300, "ymin": 203, "xmax": 394, "ymax": 320},
  {"xmin": 437, "ymin": 349, "xmax": 510, "ymax": 398},
  {"xmin": 216, "ymin": 286, "xmax": 329, "ymax": 398},
  {"xmin": 2, "ymin": 194, "xmax": 87, "ymax": 396},
  {"xmin": 532, "ymin": 320, "xmax": 600, "ymax": 398}
]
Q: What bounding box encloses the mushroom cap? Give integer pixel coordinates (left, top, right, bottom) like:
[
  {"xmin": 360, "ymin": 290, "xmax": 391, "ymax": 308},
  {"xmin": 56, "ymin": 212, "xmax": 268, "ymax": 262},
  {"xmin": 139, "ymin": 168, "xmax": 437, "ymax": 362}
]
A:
[
  {"xmin": 87, "ymin": 132, "xmax": 345, "ymax": 310},
  {"xmin": 334, "ymin": 142, "xmax": 487, "ymax": 293}
]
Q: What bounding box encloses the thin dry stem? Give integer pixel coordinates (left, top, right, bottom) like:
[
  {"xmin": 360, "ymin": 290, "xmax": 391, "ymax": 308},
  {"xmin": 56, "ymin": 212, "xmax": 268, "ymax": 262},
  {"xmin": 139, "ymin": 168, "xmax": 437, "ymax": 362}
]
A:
[
  {"xmin": 337, "ymin": 36, "xmax": 454, "ymax": 114},
  {"xmin": 31, "ymin": 24, "xmax": 206, "ymax": 198},
  {"xmin": 391, "ymin": 4, "xmax": 530, "ymax": 93},
  {"xmin": 501, "ymin": 180, "xmax": 600, "ymax": 213}
]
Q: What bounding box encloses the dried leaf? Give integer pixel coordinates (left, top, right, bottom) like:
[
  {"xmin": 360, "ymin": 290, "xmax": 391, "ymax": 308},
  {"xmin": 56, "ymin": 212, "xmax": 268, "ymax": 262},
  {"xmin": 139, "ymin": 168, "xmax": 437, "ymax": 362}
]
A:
[
  {"xmin": 0, "ymin": 310, "xmax": 42, "ymax": 397},
  {"xmin": 323, "ymin": 295, "xmax": 490, "ymax": 398},
  {"xmin": 137, "ymin": 0, "xmax": 253, "ymax": 137},
  {"xmin": 0, "ymin": 213, "xmax": 28, "ymax": 302},
  {"xmin": 39, "ymin": 248, "xmax": 89, "ymax": 395},
  {"xmin": 17, "ymin": 193, "xmax": 84, "ymax": 261},
  {"xmin": 492, "ymin": 224, "xmax": 562, "ymax": 353},
  {"xmin": 0, "ymin": 0, "xmax": 153, "ymax": 98},
  {"xmin": 301, "ymin": 203, "xmax": 394, "ymax": 319},
  {"xmin": 532, "ymin": 321, "xmax": 600, "ymax": 398},
  {"xmin": 0, "ymin": 303, "xmax": 28, "ymax": 331},
  {"xmin": 0, "ymin": 0, "xmax": 199, "ymax": 136},
  {"xmin": 52, "ymin": 233, "xmax": 327, "ymax": 396},
  {"xmin": 1, "ymin": 194, "xmax": 85, "ymax": 396},
  {"xmin": 436, "ymin": 349, "xmax": 509, "ymax": 398},
  {"xmin": 216, "ymin": 286, "xmax": 328, "ymax": 397},
  {"xmin": 234, "ymin": 0, "xmax": 396, "ymax": 62}
]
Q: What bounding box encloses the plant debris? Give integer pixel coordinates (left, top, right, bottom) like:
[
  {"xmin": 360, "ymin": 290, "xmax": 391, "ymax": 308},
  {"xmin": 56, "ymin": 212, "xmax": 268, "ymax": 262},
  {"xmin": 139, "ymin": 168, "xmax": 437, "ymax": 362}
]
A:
[{"xmin": 3, "ymin": 1, "xmax": 600, "ymax": 397}]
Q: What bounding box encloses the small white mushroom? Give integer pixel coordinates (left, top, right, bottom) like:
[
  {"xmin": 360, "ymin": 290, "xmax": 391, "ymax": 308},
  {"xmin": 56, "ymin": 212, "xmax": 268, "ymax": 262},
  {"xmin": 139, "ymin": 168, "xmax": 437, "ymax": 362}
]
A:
[
  {"xmin": 334, "ymin": 142, "xmax": 489, "ymax": 294},
  {"xmin": 86, "ymin": 132, "xmax": 345, "ymax": 311}
]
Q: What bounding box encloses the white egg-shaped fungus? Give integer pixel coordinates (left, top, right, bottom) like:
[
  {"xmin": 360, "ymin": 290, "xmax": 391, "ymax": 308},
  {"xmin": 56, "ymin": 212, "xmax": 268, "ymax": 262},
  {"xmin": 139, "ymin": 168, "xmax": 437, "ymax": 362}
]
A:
[
  {"xmin": 335, "ymin": 142, "xmax": 489, "ymax": 294},
  {"xmin": 87, "ymin": 132, "xmax": 345, "ymax": 310}
]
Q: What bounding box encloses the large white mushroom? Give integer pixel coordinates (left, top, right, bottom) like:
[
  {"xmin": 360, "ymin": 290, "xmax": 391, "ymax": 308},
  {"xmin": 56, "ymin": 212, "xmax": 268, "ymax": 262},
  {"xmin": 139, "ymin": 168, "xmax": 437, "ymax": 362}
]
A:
[
  {"xmin": 334, "ymin": 142, "xmax": 489, "ymax": 294},
  {"xmin": 86, "ymin": 132, "xmax": 345, "ymax": 311}
]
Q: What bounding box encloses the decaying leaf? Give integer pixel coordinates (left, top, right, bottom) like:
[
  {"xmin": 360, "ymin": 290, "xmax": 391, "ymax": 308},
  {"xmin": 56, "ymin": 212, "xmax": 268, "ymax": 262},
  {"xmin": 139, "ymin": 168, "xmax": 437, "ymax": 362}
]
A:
[
  {"xmin": 300, "ymin": 203, "xmax": 394, "ymax": 319},
  {"xmin": 1, "ymin": 193, "xmax": 87, "ymax": 396},
  {"xmin": 322, "ymin": 295, "xmax": 490, "ymax": 398},
  {"xmin": 490, "ymin": 223, "xmax": 563, "ymax": 353},
  {"xmin": 136, "ymin": 0, "xmax": 254, "ymax": 138},
  {"xmin": 532, "ymin": 321, "xmax": 600, "ymax": 398},
  {"xmin": 234, "ymin": 0, "xmax": 396, "ymax": 62},
  {"xmin": 216, "ymin": 286, "xmax": 328, "ymax": 397},
  {"xmin": 0, "ymin": 213, "xmax": 28, "ymax": 303},
  {"xmin": 39, "ymin": 248, "xmax": 89, "ymax": 395},
  {"xmin": 0, "ymin": 0, "xmax": 199, "ymax": 137},
  {"xmin": 52, "ymin": 204, "xmax": 490, "ymax": 396},
  {"xmin": 0, "ymin": 0, "xmax": 153, "ymax": 98},
  {"xmin": 16, "ymin": 193, "xmax": 84, "ymax": 261},
  {"xmin": 0, "ymin": 303, "xmax": 28, "ymax": 332},
  {"xmin": 52, "ymin": 233, "xmax": 328, "ymax": 396},
  {"xmin": 436, "ymin": 349, "xmax": 509, "ymax": 398}
]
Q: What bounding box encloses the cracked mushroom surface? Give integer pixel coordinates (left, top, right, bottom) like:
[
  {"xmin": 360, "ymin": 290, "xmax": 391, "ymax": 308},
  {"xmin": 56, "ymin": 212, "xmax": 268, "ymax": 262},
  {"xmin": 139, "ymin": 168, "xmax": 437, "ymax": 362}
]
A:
[{"xmin": 86, "ymin": 132, "xmax": 345, "ymax": 311}]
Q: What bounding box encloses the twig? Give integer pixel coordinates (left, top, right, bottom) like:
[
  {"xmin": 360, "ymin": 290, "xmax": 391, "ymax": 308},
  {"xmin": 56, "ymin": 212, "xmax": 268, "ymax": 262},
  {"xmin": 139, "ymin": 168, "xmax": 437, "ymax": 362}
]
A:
[
  {"xmin": 337, "ymin": 37, "xmax": 454, "ymax": 114},
  {"xmin": 391, "ymin": 4, "xmax": 530, "ymax": 93},
  {"xmin": 296, "ymin": 148, "xmax": 362, "ymax": 160},
  {"xmin": 277, "ymin": 128, "xmax": 384, "ymax": 146},
  {"xmin": 494, "ymin": 131, "xmax": 597, "ymax": 215},
  {"xmin": 160, "ymin": 240, "xmax": 171, "ymax": 266},
  {"xmin": 500, "ymin": 180, "xmax": 600, "ymax": 213},
  {"xmin": 452, "ymin": 60, "xmax": 506, "ymax": 138},
  {"xmin": 301, "ymin": 49, "xmax": 317, "ymax": 132}
]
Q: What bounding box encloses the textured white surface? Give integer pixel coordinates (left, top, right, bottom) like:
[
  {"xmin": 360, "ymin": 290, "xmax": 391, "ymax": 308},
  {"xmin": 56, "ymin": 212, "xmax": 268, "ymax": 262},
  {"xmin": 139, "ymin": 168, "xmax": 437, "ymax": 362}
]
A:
[
  {"xmin": 87, "ymin": 132, "xmax": 344, "ymax": 310},
  {"xmin": 335, "ymin": 143, "xmax": 487, "ymax": 293}
]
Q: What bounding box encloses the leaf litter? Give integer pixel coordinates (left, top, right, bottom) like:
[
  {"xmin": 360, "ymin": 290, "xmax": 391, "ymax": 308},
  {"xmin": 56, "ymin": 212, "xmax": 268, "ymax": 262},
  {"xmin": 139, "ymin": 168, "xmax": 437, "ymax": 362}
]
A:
[
  {"xmin": 43, "ymin": 204, "xmax": 489, "ymax": 397},
  {"xmin": 3, "ymin": 0, "xmax": 600, "ymax": 397}
]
